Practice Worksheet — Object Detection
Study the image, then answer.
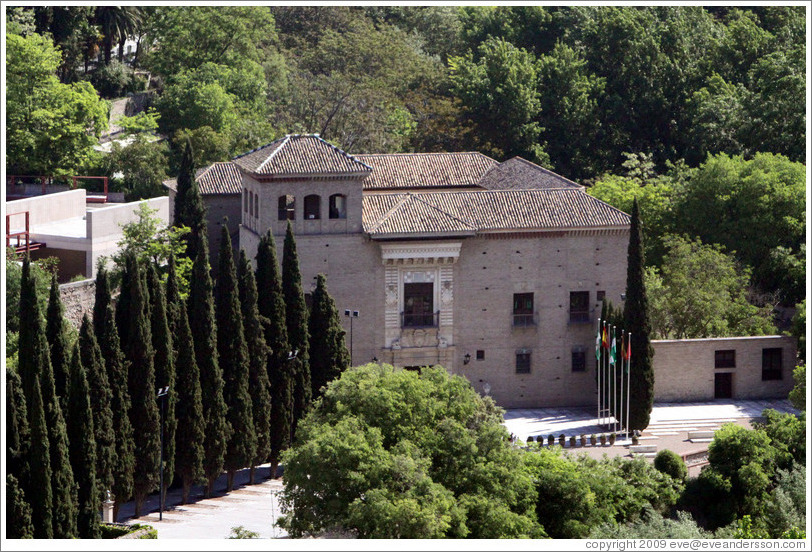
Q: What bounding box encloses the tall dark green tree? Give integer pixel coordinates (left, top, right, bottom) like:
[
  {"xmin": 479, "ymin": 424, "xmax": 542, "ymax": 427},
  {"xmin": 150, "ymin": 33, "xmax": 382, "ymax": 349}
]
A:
[
  {"xmin": 308, "ymin": 274, "xmax": 350, "ymax": 400},
  {"xmin": 147, "ymin": 264, "xmax": 177, "ymax": 508},
  {"xmin": 188, "ymin": 238, "xmax": 228, "ymax": 497},
  {"xmin": 215, "ymin": 221, "xmax": 256, "ymax": 491},
  {"xmin": 6, "ymin": 474, "xmax": 34, "ymax": 539},
  {"xmin": 165, "ymin": 253, "xmax": 183, "ymax": 337},
  {"xmin": 93, "ymin": 263, "xmax": 111, "ymax": 338},
  {"xmin": 122, "ymin": 252, "xmax": 160, "ymax": 517},
  {"xmin": 115, "ymin": 252, "xmax": 135, "ymax": 348},
  {"xmin": 26, "ymin": 379, "xmax": 53, "ymax": 539},
  {"xmin": 237, "ymin": 248, "xmax": 272, "ymax": 484},
  {"xmin": 66, "ymin": 344, "xmax": 100, "ymax": 539},
  {"xmin": 282, "ymin": 221, "xmax": 311, "ymax": 439},
  {"xmin": 46, "ymin": 273, "xmax": 71, "ymax": 412},
  {"xmin": 256, "ymin": 229, "xmax": 293, "ymax": 477},
  {"xmin": 79, "ymin": 315, "xmax": 115, "ymax": 505},
  {"xmin": 174, "ymin": 299, "xmax": 206, "ymax": 504},
  {"xmin": 96, "ymin": 299, "xmax": 134, "ymax": 520},
  {"xmin": 623, "ymin": 199, "xmax": 655, "ymax": 431},
  {"xmin": 173, "ymin": 138, "xmax": 207, "ymax": 262},
  {"xmin": 18, "ymin": 257, "xmax": 76, "ymax": 538},
  {"xmin": 6, "ymin": 368, "xmax": 30, "ymax": 486}
]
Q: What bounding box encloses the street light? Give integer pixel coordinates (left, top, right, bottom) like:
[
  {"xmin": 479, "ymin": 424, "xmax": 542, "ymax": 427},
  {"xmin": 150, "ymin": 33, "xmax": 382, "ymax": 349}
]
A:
[
  {"xmin": 156, "ymin": 386, "xmax": 169, "ymax": 521},
  {"xmin": 344, "ymin": 309, "xmax": 358, "ymax": 366},
  {"xmin": 463, "ymin": 353, "xmax": 471, "ymax": 365}
]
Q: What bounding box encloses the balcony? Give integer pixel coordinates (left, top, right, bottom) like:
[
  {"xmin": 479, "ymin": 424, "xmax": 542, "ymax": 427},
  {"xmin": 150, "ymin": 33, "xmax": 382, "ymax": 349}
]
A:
[
  {"xmin": 401, "ymin": 311, "xmax": 439, "ymax": 329},
  {"xmin": 512, "ymin": 313, "xmax": 536, "ymax": 327},
  {"xmin": 568, "ymin": 310, "xmax": 591, "ymax": 324}
]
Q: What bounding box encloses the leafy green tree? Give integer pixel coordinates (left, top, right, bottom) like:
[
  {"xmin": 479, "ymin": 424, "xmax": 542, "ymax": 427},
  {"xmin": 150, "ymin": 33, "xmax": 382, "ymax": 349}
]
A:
[
  {"xmin": 449, "ymin": 37, "xmax": 548, "ymax": 164},
  {"xmin": 282, "ymin": 222, "xmax": 311, "ymax": 439},
  {"xmin": 789, "ymin": 300, "xmax": 805, "ymax": 363},
  {"xmin": 756, "ymin": 409, "xmax": 805, "ymax": 470},
  {"xmin": 121, "ymin": 253, "xmax": 160, "ymax": 517},
  {"xmin": 788, "ymin": 365, "xmax": 805, "ymax": 412},
  {"xmin": 106, "ymin": 138, "xmax": 169, "ymax": 201},
  {"xmin": 95, "ymin": 298, "xmax": 134, "ymax": 520},
  {"xmin": 188, "ymin": 239, "xmax": 228, "ymax": 497},
  {"xmin": 308, "ymin": 274, "xmax": 350, "ymax": 400},
  {"xmin": 623, "ymin": 200, "xmax": 655, "ymax": 431},
  {"xmin": 237, "ymin": 249, "xmax": 272, "ymax": 483},
  {"xmin": 146, "ymin": 264, "xmax": 177, "ymax": 508},
  {"xmin": 25, "ymin": 379, "xmax": 54, "ymax": 538},
  {"xmin": 762, "ymin": 464, "xmax": 806, "ymax": 538},
  {"xmin": 6, "ymin": 30, "xmax": 108, "ymax": 175},
  {"xmin": 653, "ymin": 450, "xmax": 687, "ymax": 482},
  {"xmin": 215, "ymin": 222, "xmax": 255, "ymax": 491},
  {"xmin": 646, "ymin": 236, "xmax": 776, "ymax": 339},
  {"xmin": 589, "ymin": 510, "xmax": 711, "ymax": 539},
  {"xmin": 173, "ymin": 299, "xmax": 206, "ymax": 504},
  {"xmin": 79, "ymin": 315, "xmax": 115, "ymax": 504},
  {"xmin": 6, "ymin": 474, "xmax": 35, "ymax": 539},
  {"xmin": 46, "ymin": 273, "xmax": 72, "ymax": 412},
  {"xmin": 66, "ymin": 343, "xmax": 100, "ymax": 539},
  {"xmin": 279, "ymin": 363, "xmax": 542, "ymax": 538},
  {"xmin": 256, "ymin": 230, "xmax": 293, "ymax": 477}
]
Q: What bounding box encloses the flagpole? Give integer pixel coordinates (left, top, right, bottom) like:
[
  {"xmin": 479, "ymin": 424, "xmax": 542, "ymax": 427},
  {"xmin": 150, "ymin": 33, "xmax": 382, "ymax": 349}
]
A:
[
  {"xmin": 626, "ymin": 332, "xmax": 632, "ymax": 440},
  {"xmin": 597, "ymin": 318, "xmax": 601, "ymax": 428},
  {"xmin": 612, "ymin": 325, "xmax": 617, "ymax": 434},
  {"xmin": 620, "ymin": 330, "xmax": 625, "ymax": 437},
  {"xmin": 602, "ymin": 321, "xmax": 607, "ymax": 429}
]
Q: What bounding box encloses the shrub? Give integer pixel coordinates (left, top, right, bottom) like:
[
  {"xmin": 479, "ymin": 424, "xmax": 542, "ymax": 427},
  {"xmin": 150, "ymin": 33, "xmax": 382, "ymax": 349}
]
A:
[
  {"xmin": 654, "ymin": 450, "xmax": 687, "ymax": 481},
  {"xmin": 91, "ymin": 61, "xmax": 140, "ymax": 99},
  {"xmin": 229, "ymin": 526, "xmax": 260, "ymax": 539}
]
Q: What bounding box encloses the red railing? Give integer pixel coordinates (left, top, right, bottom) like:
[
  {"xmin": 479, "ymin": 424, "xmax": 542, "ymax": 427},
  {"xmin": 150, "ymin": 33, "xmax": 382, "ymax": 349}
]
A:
[{"xmin": 6, "ymin": 211, "xmax": 45, "ymax": 253}]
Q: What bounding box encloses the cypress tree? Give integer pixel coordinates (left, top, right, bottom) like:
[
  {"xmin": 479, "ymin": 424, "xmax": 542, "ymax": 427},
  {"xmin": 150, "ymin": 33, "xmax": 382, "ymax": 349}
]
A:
[
  {"xmin": 26, "ymin": 378, "xmax": 53, "ymax": 539},
  {"xmin": 308, "ymin": 274, "xmax": 351, "ymax": 400},
  {"xmin": 174, "ymin": 300, "xmax": 206, "ymax": 504},
  {"xmin": 115, "ymin": 252, "xmax": 134, "ymax": 348},
  {"xmin": 7, "ymin": 474, "xmax": 34, "ymax": 539},
  {"xmin": 6, "ymin": 368, "xmax": 30, "ymax": 486},
  {"xmin": 18, "ymin": 256, "xmax": 76, "ymax": 537},
  {"xmin": 96, "ymin": 300, "xmax": 134, "ymax": 520},
  {"xmin": 256, "ymin": 230, "xmax": 293, "ymax": 477},
  {"xmin": 282, "ymin": 221, "xmax": 311, "ymax": 439},
  {"xmin": 189, "ymin": 237, "xmax": 228, "ymax": 497},
  {"xmin": 174, "ymin": 138, "xmax": 207, "ymax": 262},
  {"xmin": 238, "ymin": 249, "xmax": 272, "ymax": 484},
  {"xmin": 165, "ymin": 253, "xmax": 182, "ymax": 338},
  {"xmin": 66, "ymin": 344, "xmax": 100, "ymax": 539},
  {"xmin": 79, "ymin": 314, "xmax": 115, "ymax": 504},
  {"xmin": 46, "ymin": 273, "xmax": 71, "ymax": 412},
  {"xmin": 216, "ymin": 222, "xmax": 255, "ymax": 491},
  {"xmin": 623, "ymin": 199, "xmax": 655, "ymax": 431},
  {"xmin": 93, "ymin": 264, "xmax": 111, "ymax": 339},
  {"xmin": 147, "ymin": 264, "xmax": 177, "ymax": 508},
  {"xmin": 122, "ymin": 252, "xmax": 160, "ymax": 517}
]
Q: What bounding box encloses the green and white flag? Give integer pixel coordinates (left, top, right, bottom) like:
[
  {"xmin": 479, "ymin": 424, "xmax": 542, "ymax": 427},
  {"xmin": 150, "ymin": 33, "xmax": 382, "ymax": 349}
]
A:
[
  {"xmin": 609, "ymin": 336, "xmax": 617, "ymax": 366},
  {"xmin": 595, "ymin": 324, "xmax": 601, "ymax": 360}
]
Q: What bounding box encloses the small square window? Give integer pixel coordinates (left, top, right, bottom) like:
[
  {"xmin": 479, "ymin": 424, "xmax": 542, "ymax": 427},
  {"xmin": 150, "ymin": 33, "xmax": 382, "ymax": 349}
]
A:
[
  {"xmin": 476, "ymin": 350, "xmax": 485, "ymax": 360},
  {"xmin": 715, "ymin": 350, "xmax": 736, "ymax": 369},
  {"xmin": 762, "ymin": 348, "xmax": 782, "ymax": 381},
  {"xmin": 597, "ymin": 290, "xmax": 606, "ymax": 302},
  {"xmin": 572, "ymin": 349, "xmax": 586, "ymax": 372},
  {"xmin": 516, "ymin": 351, "xmax": 531, "ymax": 374}
]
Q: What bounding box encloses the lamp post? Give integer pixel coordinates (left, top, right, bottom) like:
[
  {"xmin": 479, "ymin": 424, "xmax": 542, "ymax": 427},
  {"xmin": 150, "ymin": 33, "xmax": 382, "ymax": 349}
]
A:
[
  {"xmin": 156, "ymin": 386, "xmax": 169, "ymax": 521},
  {"xmin": 344, "ymin": 309, "xmax": 358, "ymax": 366}
]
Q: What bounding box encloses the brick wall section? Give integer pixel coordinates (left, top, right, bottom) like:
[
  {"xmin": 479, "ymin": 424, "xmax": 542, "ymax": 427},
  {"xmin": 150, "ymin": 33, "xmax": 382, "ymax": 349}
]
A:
[
  {"xmin": 652, "ymin": 336, "xmax": 797, "ymax": 402},
  {"xmin": 59, "ymin": 278, "xmax": 97, "ymax": 328}
]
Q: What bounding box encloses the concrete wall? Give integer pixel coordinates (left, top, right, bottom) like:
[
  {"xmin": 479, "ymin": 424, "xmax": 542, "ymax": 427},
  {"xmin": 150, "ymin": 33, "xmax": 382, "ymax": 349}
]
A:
[
  {"xmin": 86, "ymin": 196, "xmax": 169, "ymax": 277},
  {"xmin": 653, "ymin": 336, "xmax": 797, "ymax": 402},
  {"xmin": 205, "ymin": 195, "xmax": 241, "ymax": 273},
  {"xmin": 59, "ymin": 278, "xmax": 97, "ymax": 327},
  {"xmin": 6, "ymin": 189, "xmax": 86, "ymax": 227}
]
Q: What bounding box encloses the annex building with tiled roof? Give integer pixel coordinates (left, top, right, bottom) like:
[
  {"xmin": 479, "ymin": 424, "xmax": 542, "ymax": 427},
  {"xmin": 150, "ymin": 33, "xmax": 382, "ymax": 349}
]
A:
[{"xmin": 165, "ymin": 134, "xmax": 631, "ymax": 407}]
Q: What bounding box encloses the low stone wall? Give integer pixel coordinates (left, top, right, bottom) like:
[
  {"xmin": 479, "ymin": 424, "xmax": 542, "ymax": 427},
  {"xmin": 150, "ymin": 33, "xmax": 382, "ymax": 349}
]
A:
[{"xmin": 59, "ymin": 278, "xmax": 96, "ymax": 328}]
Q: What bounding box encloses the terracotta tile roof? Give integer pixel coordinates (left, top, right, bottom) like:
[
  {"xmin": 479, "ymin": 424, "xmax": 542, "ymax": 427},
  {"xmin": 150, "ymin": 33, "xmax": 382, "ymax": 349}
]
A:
[
  {"xmin": 233, "ymin": 134, "xmax": 372, "ymax": 176},
  {"xmin": 477, "ymin": 157, "xmax": 583, "ymax": 191},
  {"xmin": 162, "ymin": 162, "xmax": 242, "ymax": 195},
  {"xmin": 354, "ymin": 152, "xmax": 497, "ymax": 190},
  {"xmin": 363, "ymin": 189, "xmax": 629, "ymax": 237}
]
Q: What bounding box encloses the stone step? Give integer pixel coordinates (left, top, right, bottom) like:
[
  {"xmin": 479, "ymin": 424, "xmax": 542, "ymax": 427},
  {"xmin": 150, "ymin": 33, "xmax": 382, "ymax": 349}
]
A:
[
  {"xmin": 688, "ymin": 430, "xmax": 716, "ymax": 440},
  {"xmin": 629, "ymin": 444, "xmax": 657, "ymax": 454}
]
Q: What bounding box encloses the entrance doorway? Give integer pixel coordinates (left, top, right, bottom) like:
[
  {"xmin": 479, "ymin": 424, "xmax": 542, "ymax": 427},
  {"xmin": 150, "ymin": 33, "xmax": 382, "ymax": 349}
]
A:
[{"xmin": 714, "ymin": 373, "xmax": 733, "ymax": 399}]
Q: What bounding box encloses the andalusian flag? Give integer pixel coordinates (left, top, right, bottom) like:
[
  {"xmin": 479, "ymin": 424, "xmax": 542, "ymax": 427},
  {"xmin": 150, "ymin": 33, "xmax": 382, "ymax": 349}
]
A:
[
  {"xmin": 609, "ymin": 336, "xmax": 617, "ymax": 365},
  {"xmin": 595, "ymin": 325, "xmax": 602, "ymax": 360}
]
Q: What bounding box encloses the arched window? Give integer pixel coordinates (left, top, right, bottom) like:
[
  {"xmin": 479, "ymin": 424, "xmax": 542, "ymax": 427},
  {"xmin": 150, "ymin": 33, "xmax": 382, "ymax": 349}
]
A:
[
  {"xmin": 329, "ymin": 194, "xmax": 347, "ymax": 219},
  {"xmin": 278, "ymin": 195, "xmax": 295, "ymax": 220},
  {"xmin": 304, "ymin": 195, "xmax": 321, "ymax": 220}
]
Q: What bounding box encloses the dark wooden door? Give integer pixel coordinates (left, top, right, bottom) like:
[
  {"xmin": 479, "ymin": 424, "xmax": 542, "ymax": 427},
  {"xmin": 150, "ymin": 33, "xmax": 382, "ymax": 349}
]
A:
[{"xmin": 715, "ymin": 373, "xmax": 733, "ymax": 399}]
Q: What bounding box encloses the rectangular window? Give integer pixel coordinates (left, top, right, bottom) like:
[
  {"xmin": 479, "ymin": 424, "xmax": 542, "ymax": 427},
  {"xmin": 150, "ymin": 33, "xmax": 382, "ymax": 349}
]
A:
[
  {"xmin": 572, "ymin": 349, "xmax": 586, "ymax": 372},
  {"xmin": 569, "ymin": 291, "xmax": 590, "ymax": 323},
  {"xmin": 243, "ymin": 190, "xmax": 248, "ymax": 213},
  {"xmin": 762, "ymin": 348, "xmax": 783, "ymax": 381},
  {"xmin": 597, "ymin": 290, "xmax": 606, "ymax": 302},
  {"xmin": 403, "ymin": 282, "xmax": 435, "ymax": 327},
  {"xmin": 254, "ymin": 193, "xmax": 259, "ymax": 218},
  {"xmin": 476, "ymin": 350, "xmax": 485, "ymax": 361},
  {"xmin": 516, "ymin": 351, "xmax": 531, "ymax": 374},
  {"xmin": 513, "ymin": 292, "xmax": 535, "ymax": 326},
  {"xmin": 278, "ymin": 195, "xmax": 295, "ymax": 220},
  {"xmin": 715, "ymin": 350, "xmax": 736, "ymax": 369}
]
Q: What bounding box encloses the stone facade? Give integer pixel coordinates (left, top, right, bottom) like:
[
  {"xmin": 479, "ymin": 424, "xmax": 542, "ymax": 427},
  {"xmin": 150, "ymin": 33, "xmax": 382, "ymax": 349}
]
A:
[
  {"xmin": 58, "ymin": 278, "xmax": 96, "ymax": 328},
  {"xmin": 652, "ymin": 336, "xmax": 797, "ymax": 402}
]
